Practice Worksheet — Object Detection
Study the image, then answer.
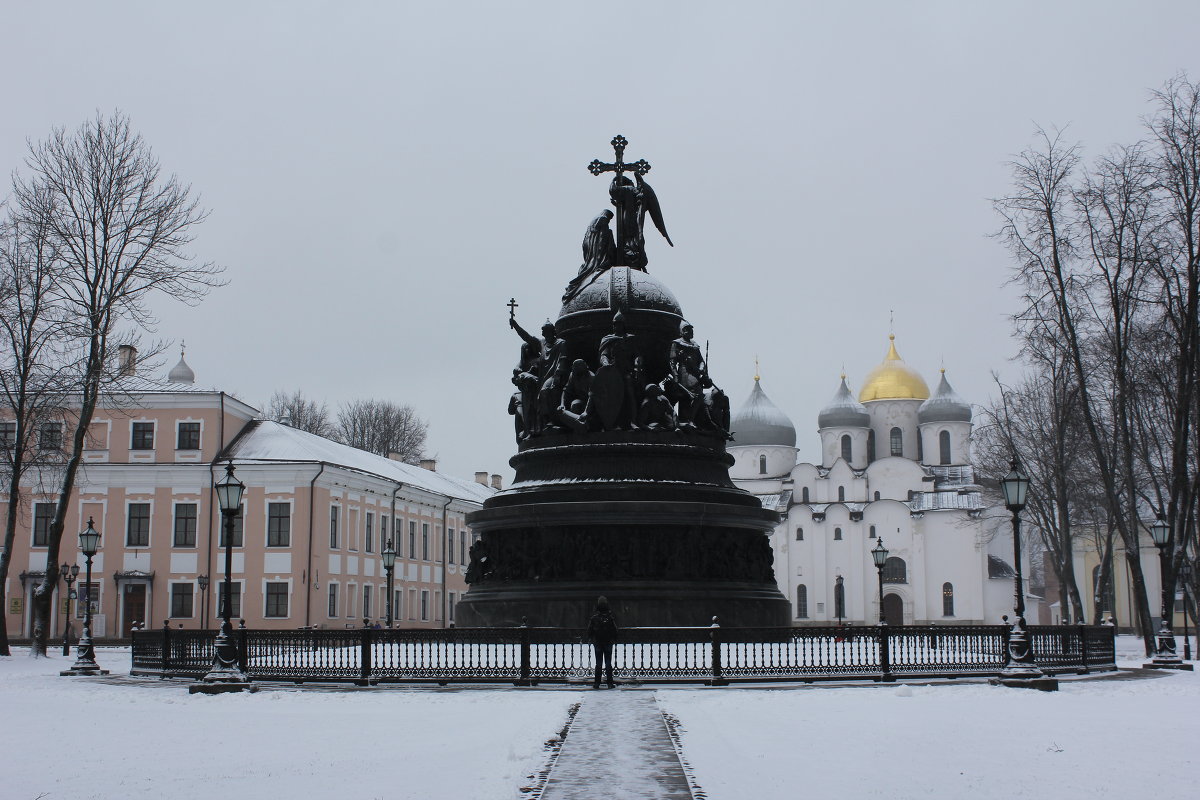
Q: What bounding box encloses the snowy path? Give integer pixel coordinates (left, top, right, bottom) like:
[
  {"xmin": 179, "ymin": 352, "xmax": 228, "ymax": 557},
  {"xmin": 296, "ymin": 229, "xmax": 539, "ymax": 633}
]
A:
[{"xmin": 541, "ymin": 690, "xmax": 693, "ymax": 800}]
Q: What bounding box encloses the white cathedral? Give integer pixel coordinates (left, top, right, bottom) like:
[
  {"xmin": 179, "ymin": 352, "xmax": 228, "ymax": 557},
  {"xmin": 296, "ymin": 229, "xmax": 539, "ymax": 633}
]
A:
[{"xmin": 728, "ymin": 336, "xmax": 1033, "ymax": 626}]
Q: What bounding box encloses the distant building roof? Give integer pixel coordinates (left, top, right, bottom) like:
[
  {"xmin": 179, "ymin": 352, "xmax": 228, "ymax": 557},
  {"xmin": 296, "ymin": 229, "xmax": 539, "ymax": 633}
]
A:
[
  {"xmin": 919, "ymin": 370, "xmax": 972, "ymax": 423},
  {"xmin": 818, "ymin": 376, "xmax": 870, "ymax": 429},
  {"xmin": 731, "ymin": 378, "xmax": 797, "ymax": 447},
  {"xmin": 859, "ymin": 335, "xmax": 930, "ymax": 402},
  {"xmin": 223, "ymin": 420, "xmax": 493, "ymax": 504}
]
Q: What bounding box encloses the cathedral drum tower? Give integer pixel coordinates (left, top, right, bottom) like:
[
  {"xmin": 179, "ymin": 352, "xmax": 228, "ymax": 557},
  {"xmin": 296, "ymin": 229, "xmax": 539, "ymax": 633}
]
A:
[{"xmin": 456, "ymin": 136, "xmax": 790, "ymax": 628}]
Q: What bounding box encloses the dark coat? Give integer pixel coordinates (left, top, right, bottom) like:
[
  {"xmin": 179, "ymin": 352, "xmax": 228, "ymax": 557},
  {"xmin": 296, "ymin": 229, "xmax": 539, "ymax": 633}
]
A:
[{"xmin": 587, "ymin": 610, "xmax": 618, "ymax": 643}]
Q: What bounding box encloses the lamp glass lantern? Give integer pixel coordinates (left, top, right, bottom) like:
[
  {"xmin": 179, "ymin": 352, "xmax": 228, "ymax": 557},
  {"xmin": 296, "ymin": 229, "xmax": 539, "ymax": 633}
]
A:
[
  {"xmin": 79, "ymin": 519, "xmax": 101, "ymax": 556},
  {"xmin": 1151, "ymin": 516, "xmax": 1170, "ymax": 548},
  {"xmin": 1001, "ymin": 459, "xmax": 1029, "ymax": 511},
  {"xmin": 215, "ymin": 464, "xmax": 245, "ymax": 514},
  {"xmin": 871, "ymin": 539, "xmax": 889, "ymax": 569},
  {"xmin": 60, "ymin": 563, "xmax": 71, "ymax": 581},
  {"xmin": 382, "ymin": 540, "xmax": 397, "ymax": 569},
  {"xmin": 198, "ymin": 574, "xmax": 210, "ymax": 590}
]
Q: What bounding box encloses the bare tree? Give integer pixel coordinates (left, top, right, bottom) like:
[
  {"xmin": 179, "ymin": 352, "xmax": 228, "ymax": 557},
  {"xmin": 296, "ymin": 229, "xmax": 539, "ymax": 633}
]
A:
[
  {"xmin": 335, "ymin": 399, "xmax": 427, "ymax": 463},
  {"xmin": 266, "ymin": 389, "xmax": 335, "ymax": 438},
  {"xmin": 11, "ymin": 112, "xmax": 223, "ymax": 655}
]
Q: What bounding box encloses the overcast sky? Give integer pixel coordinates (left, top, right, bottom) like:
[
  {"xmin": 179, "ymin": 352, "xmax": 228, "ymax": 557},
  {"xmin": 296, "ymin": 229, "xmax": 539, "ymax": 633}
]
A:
[{"xmin": 3, "ymin": 1, "xmax": 1198, "ymax": 480}]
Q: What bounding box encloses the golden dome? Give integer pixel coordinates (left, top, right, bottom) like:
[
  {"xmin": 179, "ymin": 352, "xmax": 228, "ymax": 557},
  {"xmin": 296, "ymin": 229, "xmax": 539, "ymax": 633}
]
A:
[{"xmin": 858, "ymin": 335, "xmax": 930, "ymax": 402}]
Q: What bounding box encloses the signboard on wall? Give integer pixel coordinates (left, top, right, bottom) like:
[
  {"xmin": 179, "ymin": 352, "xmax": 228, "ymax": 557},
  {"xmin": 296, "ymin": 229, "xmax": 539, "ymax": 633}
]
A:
[{"xmin": 9, "ymin": 598, "xmax": 21, "ymax": 615}]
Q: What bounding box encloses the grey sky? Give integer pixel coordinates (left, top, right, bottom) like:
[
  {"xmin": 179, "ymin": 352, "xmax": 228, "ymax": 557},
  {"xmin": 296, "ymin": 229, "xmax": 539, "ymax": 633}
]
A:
[{"xmin": 3, "ymin": 1, "xmax": 1197, "ymax": 480}]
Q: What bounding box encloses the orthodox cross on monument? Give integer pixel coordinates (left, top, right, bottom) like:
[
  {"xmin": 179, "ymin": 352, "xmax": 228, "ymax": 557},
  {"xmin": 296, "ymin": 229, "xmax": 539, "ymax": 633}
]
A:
[
  {"xmin": 585, "ymin": 135, "xmax": 670, "ymax": 270},
  {"xmin": 508, "ymin": 297, "xmax": 519, "ymax": 321},
  {"xmin": 587, "ymin": 134, "xmax": 651, "ymax": 179}
]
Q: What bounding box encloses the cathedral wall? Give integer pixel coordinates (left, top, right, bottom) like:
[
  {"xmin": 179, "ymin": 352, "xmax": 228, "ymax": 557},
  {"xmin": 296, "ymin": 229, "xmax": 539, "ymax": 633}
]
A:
[
  {"xmin": 865, "ymin": 399, "xmax": 923, "ymax": 461},
  {"xmin": 818, "ymin": 427, "xmax": 869, "ymax": 469},
  {"xmin": 918, "ymin": 421, "xmax": 972, "ymax": 466},
  {"xmin": 728, "ymin": 445, "xmax": 796, "ymax": 480}
]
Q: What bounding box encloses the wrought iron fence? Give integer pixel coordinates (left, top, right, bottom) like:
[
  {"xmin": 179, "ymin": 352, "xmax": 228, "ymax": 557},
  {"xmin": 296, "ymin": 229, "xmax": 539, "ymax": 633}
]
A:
[{"xmin": 132, "ymin": 621, "xmax": 1116, "ymax": 685}]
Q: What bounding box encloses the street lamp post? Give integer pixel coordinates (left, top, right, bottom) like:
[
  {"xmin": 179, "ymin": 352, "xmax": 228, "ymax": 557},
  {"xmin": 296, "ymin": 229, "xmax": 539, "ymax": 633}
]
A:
[
  {"xmin": 382, "ymin": 540, "xmax": 397, "ymax": 628},
  {"xmin": 871, "ymin": 539, "xmax": 888, "ymax": 625},
  {"xmin": 991, "ymin": 458, "xmax": 1056, "ymax": 690},
  {"xmin": 1146, "ymin": 516, "xmax": 1191, "ymax": 670},
  {"xmin": 61, "ymin": 518, "xmax": 107, "ymax": 676},
  {"xmin": 197, "ymin": 574, "xmax": 210, "ymax": 630},
  {"xmin": 192, "ymin": 463, "xmax": 252, "ymax": 693},
  {"xmin": 59, "ymin": 562, "xmax": 79, "ymax": 656}
]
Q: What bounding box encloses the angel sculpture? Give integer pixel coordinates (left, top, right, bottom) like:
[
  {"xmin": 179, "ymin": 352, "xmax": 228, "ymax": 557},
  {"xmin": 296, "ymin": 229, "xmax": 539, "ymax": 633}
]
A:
[{"xmin": 609, "ymin": 173, "xmax": 672, "ymax": 271}]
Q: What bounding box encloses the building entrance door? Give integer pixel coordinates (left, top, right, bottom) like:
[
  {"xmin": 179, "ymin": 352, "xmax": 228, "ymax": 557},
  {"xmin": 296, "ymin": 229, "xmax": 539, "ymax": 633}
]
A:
[
  {"xmin": 122, "ymin": 584, "xmax": 146, "ymax": 636},
  {"xmin": 883, "ymin": 593, "xmax": 904, "ymax": 626}
]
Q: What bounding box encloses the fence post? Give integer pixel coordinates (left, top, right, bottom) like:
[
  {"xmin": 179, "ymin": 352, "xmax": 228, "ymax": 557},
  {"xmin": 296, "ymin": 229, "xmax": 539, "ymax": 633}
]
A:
[
  {"xmin": 237, "ymin": 619, "xmax": 248, "ymax": 674},
  {"xmin": 359, "ymin": 618, "xmax": 373, "ymax": 686},
  {"xmin": 710, "ymin": 616, "xmax": 727, "ymax": 686},
  {"xmin": 517, "ymin": 617, "xmax": 531, "ymax": 686},
  {"xmin": 1078, "ymin": 624, "xmax": 1090, "ymax": 674},
  {"xmin": 878, "ymin": 624, "xmax": 894, "ymax": 682},
  {"xmin": 161, "ymin": 620, "xmax": 171, "ymax": 678}
]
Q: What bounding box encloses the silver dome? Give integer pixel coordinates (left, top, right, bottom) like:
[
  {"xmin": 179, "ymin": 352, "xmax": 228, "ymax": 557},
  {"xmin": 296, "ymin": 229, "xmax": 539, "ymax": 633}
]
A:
[
  {"xmin": 918, "ymin": 371, "xmax": 971, "ymax": 423},
  {"xmin": 731, "ymin": 379, "xmax": 796, "ymax": 448},
  {"xmin": 818, "ymin": 376, "xmax": 870, "ymax": 429},
  {"xmin": 168, "ymin": 352, "xmax": 195, "ymax": 385}
]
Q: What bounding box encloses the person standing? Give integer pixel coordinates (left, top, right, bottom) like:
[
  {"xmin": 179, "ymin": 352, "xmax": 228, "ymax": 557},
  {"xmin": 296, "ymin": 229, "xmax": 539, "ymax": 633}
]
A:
[{"xmin": 587, "ymin": 596, "xmax": 618, "ymax": 689}]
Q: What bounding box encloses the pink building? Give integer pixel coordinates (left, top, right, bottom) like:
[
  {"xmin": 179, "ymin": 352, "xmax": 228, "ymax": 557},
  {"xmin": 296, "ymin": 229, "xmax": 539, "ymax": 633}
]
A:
[{"xmin": 2, "ymin": 353, "xmax": 495, "ymax": 640}]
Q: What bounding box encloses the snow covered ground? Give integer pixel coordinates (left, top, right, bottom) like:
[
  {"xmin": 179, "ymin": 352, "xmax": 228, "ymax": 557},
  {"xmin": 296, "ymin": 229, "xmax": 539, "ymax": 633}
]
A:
[
  {"xmin": 2, "ymin": 636, "xmax": 1194, "ymax": 800},
  {"xmin": 656, "ymin": 635, "xmax": 1199, "ymax": 800},
  {"xmin": 0, "ymin": 647, "xmax": 582, "ymax": 800}
]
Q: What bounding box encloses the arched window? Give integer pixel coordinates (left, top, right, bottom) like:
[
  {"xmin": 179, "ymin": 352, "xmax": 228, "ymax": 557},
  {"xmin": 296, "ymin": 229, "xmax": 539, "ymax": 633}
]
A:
[
  {"xmin": 834, "ymin": 578, "xmax": 846, "ymax": 620},
  {"xmin": 939, "ymin": 430, "xmax": 951, "ymax": 465},
  {"xmin": 840, "ymin": 434, "xmax": 852, "ymax": 462},
  {"xmin": 838, "ymin": 486, "xmax": 845, "ymax": 501},
  {"xmin": 869, "ymin": 525, "xmax": 876, "ymax": 539},
  {"xmin": 867, "ymin": 429, "xmax": 876, "ymax": 463},
  {"xmin": 889, "ymin": 427, "xmax": 903, "ymax": 457},
  {"xmin": 873, "ymin": 491, "xmax": 880, "ymax": 501},
  {"xmin": 882, "ymin": 556, "xmax": 906, "ymax": 583},
  {"xmin": 917, "ymin": 431, "xmax": 923, "ymax": 461},
  {"xmin": 759, "ymin": 454, "xmax": 767, "ymax": 475},
  {"xmin": 942, "ymin": 582, "xmax": 954, "ymax": 616},
  {"xmin": 796, "ymin": 584, "xmax": 808, "ymax": 618},
  {"xmin": 801, "ymin": 487, "xmax": 809, "ymax": 503},
  {"xmin": 796, "ymin": 527, "xmax": 804, "ymax": 541},
  {"xmin": 834, "ymin": 527, "xmax": 842, "ymax": 540}
]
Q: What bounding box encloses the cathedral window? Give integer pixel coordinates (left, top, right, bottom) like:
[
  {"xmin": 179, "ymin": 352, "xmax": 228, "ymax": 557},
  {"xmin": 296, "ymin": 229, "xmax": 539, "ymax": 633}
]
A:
[
  {"xmin": 882, "ymin": 557, "xmax": 907, "ymax": 583},
  {"xmin": 833, "ymin": 527, "xmax": 842, "ymax": 540},
  {"xmin": 917, "ymin": 432, "xmax": 923, "ymax": 461},
  {"xmin": 889, "ymin": 427, "xmax": 903, "ymax": 457},
  {"xmin": 838, "ymin": 486, "xmax": 845, "ymax": 501},
  {"xmin": 869, "ymin": 525, "xmax": 876, "ymax": 538},
  {"xmin": 759, "ymin": 454, "xmax": 767, "ymax": 475},
  {"xmin": 840, "ymin": 434, "xmax": 852, "ymax": 462},
  {"xmin": 874, "ymin": 491, "xmax": 880, "ymax": 501},
  {"xmin": 942, "ymin": 582, "xmax": 954, "ymax": 616},
  {"xmin": 796, "ymin": 584, "xmax": 808, "ymax": 618},
  {"xmin": 801, "ymin": 487, "xmax": 809, "ymax": 503},
  {"xmin": 939, "ymin": 430, "xmax": 951, "ymax": 465},
  {"xmin": 867, "ymin": 429, "xmax": 876, "ymax": 463},
  {"xmin": 796, "ymin": 527, "xmax": 804, "ymax": 541}
]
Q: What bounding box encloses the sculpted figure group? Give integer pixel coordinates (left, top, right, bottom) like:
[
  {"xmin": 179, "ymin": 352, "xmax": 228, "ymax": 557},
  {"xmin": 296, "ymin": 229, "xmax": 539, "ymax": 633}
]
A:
[{"xmin": 508, "ymin": 311, "xmax": 730, "ymax": 442}]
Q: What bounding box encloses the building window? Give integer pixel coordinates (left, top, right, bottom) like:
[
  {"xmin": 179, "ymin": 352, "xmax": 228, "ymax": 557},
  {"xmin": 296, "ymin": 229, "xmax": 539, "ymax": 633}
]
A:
[
  {"xmin": 874, "ymin": 491, "xmax": 880, "ymax": 501},
  {"xmin": 409, "ymin": 520, "xmax": 416, "ymax": 558},
  {"xmin": 796, "ymin": 585, "xmax": 808, "ymax": 618},
  {"xmin": 363, "ymin": 585, "xmax": 372, "ymax": 620},
  {"xmin": 219, "ymin": 505, "xmax": 244, "ymax": 547},
  {"xmin": 869, "ymin": 525, "xmax": 876, "ymax": 539},
  {"xmin": 448, "ymin": 528, "xmax": 455, "ymax": 564},
  {"xmin": 917, "ymin": 431, "xmax": 924, "ymax": 461},
  {"xmin": 460, "ymin": 530, "xmax": 468, "ymax": 566},
  {"xmin": 867, "ymin": 429, "xmax": 876, "ymax": 463},
  {"xmin": 838, "ymin": 486, "xmax": 845, "ymax": 502},
  {"xmin": 329, "ymin": 505, "xmax": 339, "ymax": 549},
  {"xmin": 39, "ymin": 422, "xmax": 63, "ymax": 451},
  {"xmin": 449, "ymin": 592, "xmax": 456, "ymax": 622},
  {"xmin": 345, "ymin": 584, "xmax": 355, "ymax": 618},
  {"xmin": 267, "ymin": 503, "xmax": 291, "ymax": 547},
  {"xmin": 173, "ymin": 503, "xmax": 197, "ymax": 547},
  {"xmin": 177, "ymin": 422, "xmax": 201, "ymax": 450},
  {"xmin": 758, "ymin": 454, "xmax": 767, "ymax": 474},
  {"xmin": 394, "ymin": 589, "xmax": 403, "ymax": 621},
  {"xmin": 889, "ymin": 427, "xmax": 903, "ymax": 457},
  {"xmin": 939, "ymin": 430, "xmax": 951, "ymax": 465},
  {"xmin": 218, "ymin": 582, "xmax": 242, "ymax": 619},
  {"xmin": 131, "ymin": 421, "xmax": 155, "ymax": 450},
  {"xmin": 834, "ymin": 579, "xmax": 845, "ymax": 619},
  {"xmin": 796, "ymin": 527, "xmax": 804, "ymax": 541},
  {"xmin": 421, "ymin": 590, "xmax": 429, "ymax": 621},
  {"xmin": 126, "ymin": 503, "xmax": 150, "ymax": 547},
  {"xmin": 422, "ymin": 523, "xmax": 430, "ymax": 560},
  {"xmin": 834, "ymin": 527, "xmax": 842, "ymax": 540},
  {"xmin": 882, "ymin": 556, "xmax": 907, "ymax": 583},
  {"xmin": 0, "ymin": 421, "xmax": 16, "ymax": 450},
  {"xmin": 381, "ymin": 515, "xmax": 389, "ymax": 550},
  {"xmin": 170, "ymin": 583, "xmax": 194, "ymax": 618},
  {"xmin": 942, "ymin": 582, "xmax": 955, "ymax": 616},
  {"xmin": 841, "ymin": 434, "xmax": 852, "ymax": 462},
  {"xmin": 265, "ymin": 582, "xmax": 289, "ymax": 618},
  {"xmin": 394, "ymin": 517, "xmax": 402, "ymax": 555},
  {"xmin": 328, "ymin": 583, "xmax": 339, "ymax": 618},
  {"xmin": 32, "ymin": 502, "xmax": 55, "ymax": 547},
  {"xmin": 365, "ymin": 512, "xmax": 373, "ymax": 553}
]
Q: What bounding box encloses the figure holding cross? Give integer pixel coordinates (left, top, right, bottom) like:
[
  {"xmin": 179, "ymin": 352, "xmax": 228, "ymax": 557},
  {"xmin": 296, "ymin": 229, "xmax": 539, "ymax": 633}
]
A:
[{"xmin": 587, "ymin": 135, "xmax": 673, "ymax": 271}]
